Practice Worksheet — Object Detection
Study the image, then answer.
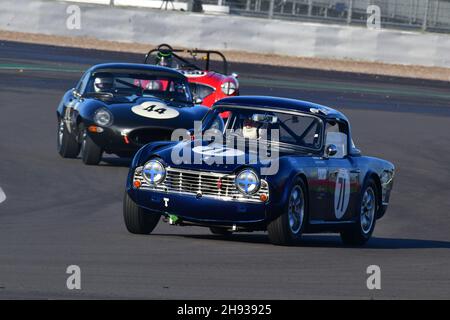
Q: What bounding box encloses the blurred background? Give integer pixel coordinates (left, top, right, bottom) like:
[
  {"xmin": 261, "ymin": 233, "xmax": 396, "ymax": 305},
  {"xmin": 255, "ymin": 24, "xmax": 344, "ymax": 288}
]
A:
[{"xmin": 188, "ymin": 0, "xmax": 449, "ymax": 32}]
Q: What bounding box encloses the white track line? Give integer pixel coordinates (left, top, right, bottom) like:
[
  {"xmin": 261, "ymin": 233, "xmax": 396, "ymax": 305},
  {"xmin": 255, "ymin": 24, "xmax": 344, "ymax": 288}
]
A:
[{"xmin": 0, "ymin": 187, "xmax": 6, "ymax": 204}]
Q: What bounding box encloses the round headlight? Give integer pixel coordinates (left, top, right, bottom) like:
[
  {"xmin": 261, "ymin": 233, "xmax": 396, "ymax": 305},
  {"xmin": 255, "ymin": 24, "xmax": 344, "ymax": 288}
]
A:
[
  {"xmin": 221, "ymin": 81, "xmax": 237, "ymax": 95},
  {"xmin": 94, "ymin": 108, "xmax": 113, "ymax": 127},
  {"xmin": 235, "ymin": 169, "xmax": 260, "ymax": 195},
  {"xmin": 142, "ymin": 159, "xmax": 166, "ymax": 185}
]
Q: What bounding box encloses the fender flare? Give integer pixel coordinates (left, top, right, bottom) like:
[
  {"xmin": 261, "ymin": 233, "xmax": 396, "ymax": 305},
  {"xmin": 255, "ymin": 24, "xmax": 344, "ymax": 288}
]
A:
[
  {"xmin": 267, "ymin": 171, "xmax": 309, "ymax": 221},
  {"xmin": 361, "ymin": 170, "xmax": 383, "ymax": 219}
]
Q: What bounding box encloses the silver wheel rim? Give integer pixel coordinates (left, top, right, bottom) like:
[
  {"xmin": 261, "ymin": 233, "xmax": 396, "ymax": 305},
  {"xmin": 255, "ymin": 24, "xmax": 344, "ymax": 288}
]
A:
[
  {"xmin": 288, "ymin": 186, "xmax": 304, "ymax": 235},
  {"xmin": 360, "ymin": 186, "xmax": 376, "ymax": 234},
  {"xmin": 58, "ymin": 121, "xmax": 64, "ymax": 147}
]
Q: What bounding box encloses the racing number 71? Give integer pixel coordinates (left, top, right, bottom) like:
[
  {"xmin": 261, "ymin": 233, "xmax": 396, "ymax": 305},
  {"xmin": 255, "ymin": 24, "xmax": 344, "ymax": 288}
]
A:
[{"xmin": 336, "ymin": 177, "xmax": 346, "ymax": 212}]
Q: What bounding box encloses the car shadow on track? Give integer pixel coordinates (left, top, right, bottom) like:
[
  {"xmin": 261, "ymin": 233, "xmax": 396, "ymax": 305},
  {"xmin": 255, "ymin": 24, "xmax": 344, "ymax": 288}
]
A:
[
  {"xmin": 156, "ymin": 233, "xmax": 450, "ymax": 249},
  {"xmin": 73, "ymin": 156, "xmax": 132, "ymax": 167},
  {"xmin": 99, "ymin": 157, "xmax": 132, "ymax": 167}
]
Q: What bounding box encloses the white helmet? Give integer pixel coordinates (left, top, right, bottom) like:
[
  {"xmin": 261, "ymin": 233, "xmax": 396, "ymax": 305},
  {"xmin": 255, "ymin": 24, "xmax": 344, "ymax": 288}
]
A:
[{"xmin": 94, "ymin": 77, "xmax": 114, "ymax": 93}]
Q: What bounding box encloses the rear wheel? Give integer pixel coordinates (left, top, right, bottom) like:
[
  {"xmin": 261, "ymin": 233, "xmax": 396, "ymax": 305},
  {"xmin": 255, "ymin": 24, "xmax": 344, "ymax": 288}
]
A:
[
  {"xmin": 209, "ymin": 227, "xmax": 233, "ymax": 236},
  {"xmin": 57, "ymin": 119, "xmax": 80, "ymax": 158},
  {"xmin": 267, "ymin": 179, "xmax": 307, "ymax": 245},
  {"xmin": 340, "ymin": 179, "xmax": 377, "ymax": 246},
  {"xmin": 123, "ymin": 192, "xmax": 161, "ymax": 234},
  {"xmin": 80, "ymin": 128, "xmax": 103, "ymax": 165}
]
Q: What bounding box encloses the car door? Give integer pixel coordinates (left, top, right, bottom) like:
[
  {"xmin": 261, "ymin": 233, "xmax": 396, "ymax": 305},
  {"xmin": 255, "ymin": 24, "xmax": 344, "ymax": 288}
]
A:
[{"xmin": 321, "ymin": 120, "xmax": 360, "ymax": 222}]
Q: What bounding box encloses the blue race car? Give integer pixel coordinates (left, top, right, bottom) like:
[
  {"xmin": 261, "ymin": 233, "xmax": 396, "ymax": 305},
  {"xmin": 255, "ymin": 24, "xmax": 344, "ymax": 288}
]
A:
[{"xmin": 123, "ymin": 96, "xmax": 395, "ymax": 246}]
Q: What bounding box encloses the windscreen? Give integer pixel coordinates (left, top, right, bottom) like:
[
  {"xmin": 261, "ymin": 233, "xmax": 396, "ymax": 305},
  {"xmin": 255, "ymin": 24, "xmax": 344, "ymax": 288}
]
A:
[
  {"xmin": 85, "ymin": 70, "xmax": 192, "ymax": 103},
  {"xmin": 203, "ymin": 106, "xmax": 323, "ymax": 151}
]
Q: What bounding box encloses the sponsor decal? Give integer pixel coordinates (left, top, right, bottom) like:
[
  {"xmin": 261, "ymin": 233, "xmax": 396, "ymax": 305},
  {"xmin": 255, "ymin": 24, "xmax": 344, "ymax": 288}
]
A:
[
  {"xmin": 317, "ymin": 168, "xmax": 327, "ymax": 180},
  {"xmin": 131, "ymin": 101, "xmax": 179, "ymax": 119},
  {"xmin": 180, "ymin": 70, "xmax": 207, "ymax": 77}
]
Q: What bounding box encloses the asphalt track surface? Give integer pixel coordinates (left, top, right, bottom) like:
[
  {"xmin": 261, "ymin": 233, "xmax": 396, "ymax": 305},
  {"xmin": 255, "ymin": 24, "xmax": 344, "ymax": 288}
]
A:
[{"xmin": 0, "ymin": 41, "xmax": 449, "ymax": 299}]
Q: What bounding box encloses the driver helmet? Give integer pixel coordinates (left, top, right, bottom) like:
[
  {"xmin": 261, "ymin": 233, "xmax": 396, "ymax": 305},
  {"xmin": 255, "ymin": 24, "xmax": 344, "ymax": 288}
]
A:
[
  {"xmin": 145, "ymin": 80, "xmax": 163, "ymax": 91},
  {"xmin": 94, "ymin": 77, "xmax": 114, "ymax": 93},
  {"xmin": 156, "ymin": 51, "xmax": 173, "ymax": 68}
]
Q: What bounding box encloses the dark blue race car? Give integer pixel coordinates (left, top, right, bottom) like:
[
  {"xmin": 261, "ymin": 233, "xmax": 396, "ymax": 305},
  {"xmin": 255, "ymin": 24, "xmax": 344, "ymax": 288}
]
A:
[{"xmin": 123, "ymin": 96, "xmax": 395, "ymax": 246}]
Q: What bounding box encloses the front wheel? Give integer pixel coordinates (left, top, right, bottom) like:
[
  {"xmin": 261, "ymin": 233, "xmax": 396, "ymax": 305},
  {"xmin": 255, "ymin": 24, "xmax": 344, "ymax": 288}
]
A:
[
  {"xmin": 80, "ymin": 128, "xmax": 103, "ymax": 165},
  {"xmin": 57, "ymin": 119, "xmax": 80, "ymax": 158},
  {"xmin": 340, "ymin": 179, "xmax": 377, "ymax": 246},
  {"xmin": 267, "ymin": 179, "xmax": 307, "ymax": 245},
  {"xmin": 123, "ymin": 192, "xmax": 161, "ymax": 234}
]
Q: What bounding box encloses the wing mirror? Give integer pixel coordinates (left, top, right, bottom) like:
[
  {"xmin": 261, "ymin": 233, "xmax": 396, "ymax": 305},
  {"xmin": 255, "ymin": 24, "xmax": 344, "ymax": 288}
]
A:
[
  {"xmin": 325, "ymin": 144, "xmax": 338, "ymax": 158},
  {"xmin": 231, "ymin": 72, "xmax": 239, "ymax": 78},
  {"xmin": 72, "ymin": 89, "xmax": 81, "ymax": 99}
]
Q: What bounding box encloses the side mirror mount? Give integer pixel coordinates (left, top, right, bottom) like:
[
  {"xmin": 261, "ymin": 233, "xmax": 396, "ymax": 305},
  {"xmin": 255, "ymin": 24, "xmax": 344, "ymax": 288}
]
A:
[
  {"xmin": 194, "ymin": 97, "xmax": 203, "ymax": 104},
  {"xmin": 351, "ymin": 148, "xmax": 361, "ymax": 156},
  {"xmin": 325, "ymin": 144, "xmax": 338, "ymax": 158}
]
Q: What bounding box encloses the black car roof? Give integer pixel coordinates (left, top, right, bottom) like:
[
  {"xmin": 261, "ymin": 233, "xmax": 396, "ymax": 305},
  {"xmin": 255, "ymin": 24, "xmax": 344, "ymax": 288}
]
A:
[
  {"xmin": 214, "ymin": 96, "xmax": 348, "ymax": 122},
  {"xmin": 88, "ymin": 63, "xmax": 186, "ymax": 79}
]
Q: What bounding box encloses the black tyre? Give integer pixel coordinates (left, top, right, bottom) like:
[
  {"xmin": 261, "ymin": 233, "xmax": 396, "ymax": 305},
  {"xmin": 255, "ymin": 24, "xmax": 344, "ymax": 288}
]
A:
[
  {"xmin": 340, "ymin": 178, "xmax": 377, "ymax": 246},
  {"xmin": 267, "ymin": 179, "xmax": 307, "ymax": 245},
  {"xmin": 57, "ymin": 119, "xmax": 80, "ymax": 158},
  {"xmin": 123, "ymin": 192, "xmax": 161, "ymax": 234},
  {"xmin": 80, "ymin": 128, "xmax": 103, "ymax": 165},
  {"xmin": 209, "ymin": 227, "xmax": 233, "ymax": 236}
]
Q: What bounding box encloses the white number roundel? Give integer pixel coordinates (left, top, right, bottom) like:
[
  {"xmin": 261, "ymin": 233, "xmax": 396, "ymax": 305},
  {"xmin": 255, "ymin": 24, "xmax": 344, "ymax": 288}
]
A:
[
  {"xmin": 334, "ymin": 169, "xmax": 350, "ymax": 219},
  {"xmin": 192, "ymin": 145, "xmax": 245, "ymax": 157},
  {"xmin": 131, "ymin": 101, "xmax": 179, "ymax": 119}
]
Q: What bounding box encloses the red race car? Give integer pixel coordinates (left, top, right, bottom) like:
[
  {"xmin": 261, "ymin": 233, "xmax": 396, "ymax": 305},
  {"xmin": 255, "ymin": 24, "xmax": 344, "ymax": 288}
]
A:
[{"xmin": 144, "ymin": 44, "xmax": 239, "ymax": 107}]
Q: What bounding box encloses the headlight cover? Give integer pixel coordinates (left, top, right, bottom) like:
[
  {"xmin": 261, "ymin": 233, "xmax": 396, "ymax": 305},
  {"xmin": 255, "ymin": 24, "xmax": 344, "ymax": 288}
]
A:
[
  {"xmin": 380, "ymin": 170, "xmax": 394, "ymax": 187},
  {"xmin": 380, "ymin": 169, "xmax": 394, "ymax": 202},
  {"xmin": 94, "ymin": 108, "xmax": 113, "ymax": 127},
  {"xmin": 221, "ymin": 81, "xmax": 237, "ymax": 95},
  {"xmin": 142, "ymin": 159, "xmax": 166, "ymax": 185},
  {"xmin": 235, "ymin": 169, "xmax": 260, "ymax": 195}
]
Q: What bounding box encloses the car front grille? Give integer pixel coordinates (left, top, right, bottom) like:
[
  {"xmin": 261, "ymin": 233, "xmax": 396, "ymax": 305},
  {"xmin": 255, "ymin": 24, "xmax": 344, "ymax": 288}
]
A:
[{"xmin": 133, "ymin": 167, "xmax": 269, "ymax": 203}]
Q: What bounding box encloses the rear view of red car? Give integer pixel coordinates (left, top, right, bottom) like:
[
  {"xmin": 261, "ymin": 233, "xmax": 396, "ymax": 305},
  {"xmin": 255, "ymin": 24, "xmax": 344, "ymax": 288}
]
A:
[{"xmin": 144, "ymin": 44, "xmax": 239, "ymax": 107}]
